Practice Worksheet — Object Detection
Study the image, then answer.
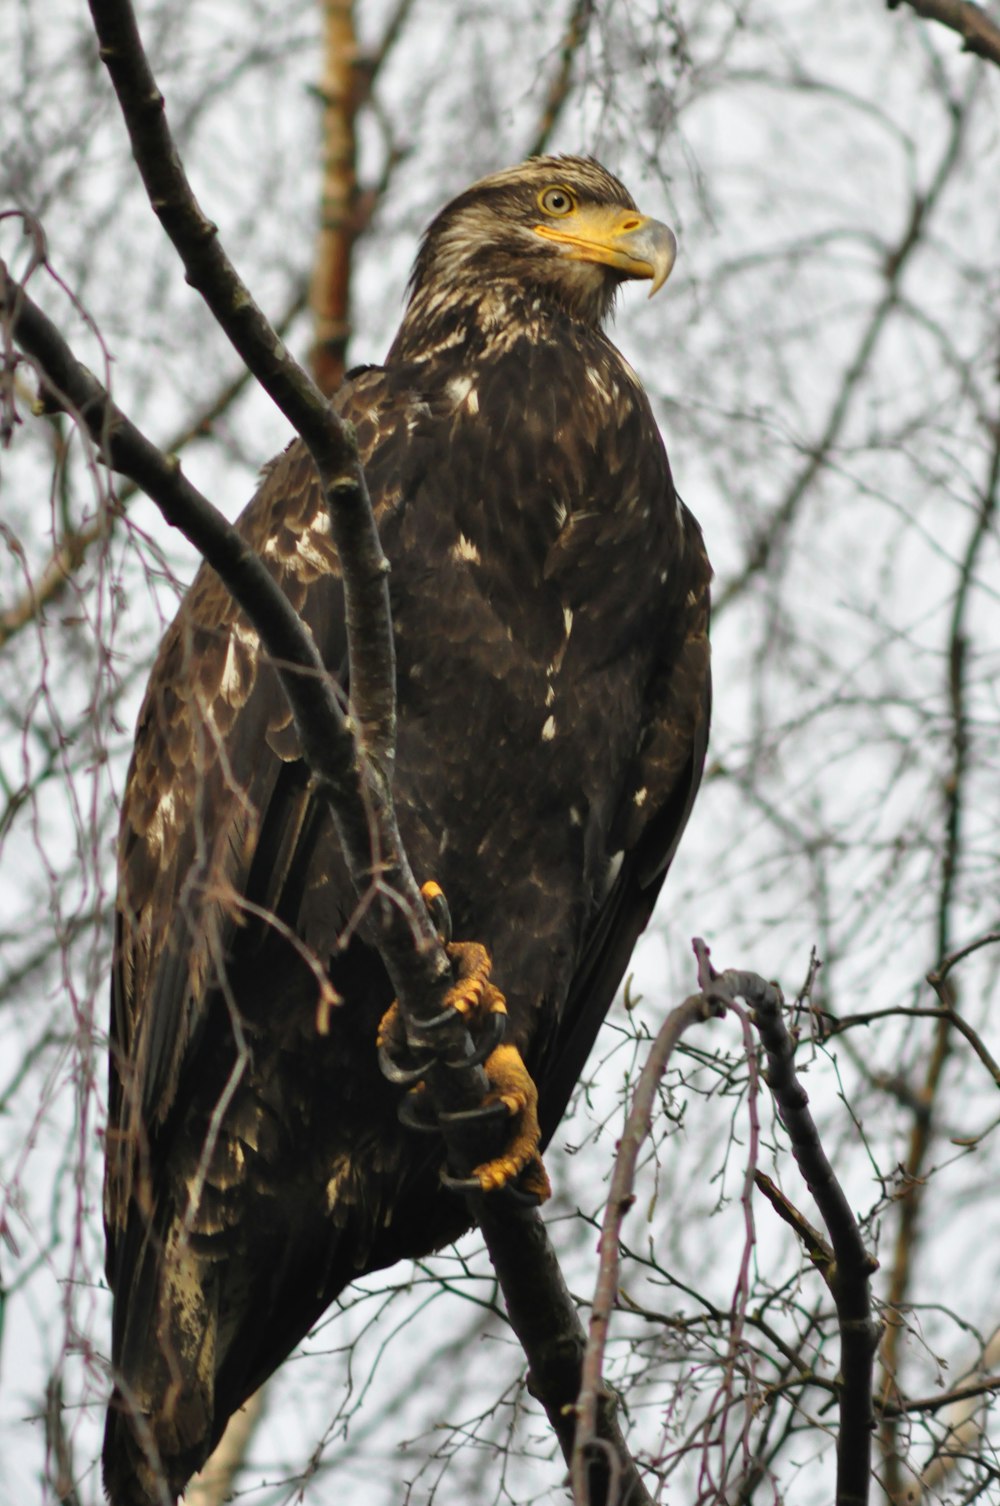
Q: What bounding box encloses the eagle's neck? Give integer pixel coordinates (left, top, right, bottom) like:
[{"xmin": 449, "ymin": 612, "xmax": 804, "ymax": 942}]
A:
[{"xmin": 387, "ymin": 279, "xmax": 610, "ymax": 366}]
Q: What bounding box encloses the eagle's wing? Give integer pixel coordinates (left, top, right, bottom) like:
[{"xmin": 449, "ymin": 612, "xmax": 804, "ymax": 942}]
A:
[
  {"xmin": 537, "ymin": 499, "xmax": 711, "ymax": 1145},
  {"xmin": 104, "ymin": 366, "xmax": 405, "ymax": 1293}
]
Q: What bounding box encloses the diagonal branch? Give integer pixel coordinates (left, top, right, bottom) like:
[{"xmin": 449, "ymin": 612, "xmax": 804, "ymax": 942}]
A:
[
  {"xmin": 524, "ymin": 0, "xmax": 595, "ymax": 159},
  {"xmin": 0, "ymin": 283, "xmax": 308, "ymax": 653},
  {"xmin": 87, "ymin": 0, "xmax": 395, "ymax": 765},
  {"xmin": 887, "ymin": 0, "xmax": 1000, "ymax": 69}
]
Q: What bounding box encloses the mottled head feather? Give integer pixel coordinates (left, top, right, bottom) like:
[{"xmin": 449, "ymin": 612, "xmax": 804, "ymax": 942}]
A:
[{"xmin": 391, "ymin": 156, "xmax": 651, "ymax": 358}]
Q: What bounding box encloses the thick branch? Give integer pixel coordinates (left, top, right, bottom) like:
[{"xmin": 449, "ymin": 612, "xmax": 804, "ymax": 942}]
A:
[{"xmin": 477, "ymin": 1198, "xmax": 654, "ymax": 1506}]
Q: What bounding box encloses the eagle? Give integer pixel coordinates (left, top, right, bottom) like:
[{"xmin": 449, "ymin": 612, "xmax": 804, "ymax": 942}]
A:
[{"xmin": 103, "ymin": 156, "xmax": 711, "ymax": 1505}]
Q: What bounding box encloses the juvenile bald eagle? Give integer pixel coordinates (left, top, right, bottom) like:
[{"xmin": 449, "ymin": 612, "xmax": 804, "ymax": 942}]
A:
[{"xmin": 103, "ymin": 156, "xmax": 711, "ymax": 1504}]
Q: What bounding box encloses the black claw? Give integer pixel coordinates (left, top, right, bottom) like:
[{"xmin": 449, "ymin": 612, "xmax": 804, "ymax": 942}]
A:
[
  {"xmin": 443, "ymin": 1007, "xmax": 506, "ymax": 1069},
  {"xmin": 438, "ymin": 1099, "xmax": 512, "ymax": 1132},
  {"xmin": 397, "ymin": 1090, "xmax": 441, "ymax": 1133},
  {"xmin": 438, "ymin": 1167, "xmax": 543, "ymax": 1208},
  {"xmin": 378, "ymin": 1040, "xmax": 435, "ymax": 1086},
  {"xmin": 439, "ymin": 1168, "xmax": 484, "ymax": 1193},
  {"xmin": 406, "ymin": 1004, "xmax": 469, "ymax": 1052},
  {"xmin": 496, "ymin": 1180, "xmax": 547, "ymax": 1209},
  {"xmin": 424, "ymin": 885, "xmax": 452, "ymax": 943}
]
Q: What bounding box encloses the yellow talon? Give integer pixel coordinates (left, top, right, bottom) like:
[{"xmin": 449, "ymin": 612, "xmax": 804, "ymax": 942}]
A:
[
  {"xmin": 471, "ymin": 1042, "xmax": 550, "ymax": 1201},
  {"xmin": 376, "ymin": 999, "xmax": 400, "ymax": 1050}
]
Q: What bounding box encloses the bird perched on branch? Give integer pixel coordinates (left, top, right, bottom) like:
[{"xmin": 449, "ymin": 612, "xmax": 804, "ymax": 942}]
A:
[{"xmin": 103, "ymin": 155, "xmax": 711, "ymax": 1505}]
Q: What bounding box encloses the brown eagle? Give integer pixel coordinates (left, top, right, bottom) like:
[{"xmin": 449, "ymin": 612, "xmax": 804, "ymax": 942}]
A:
[{"xmin": 103, "ymin": 156, "xmax": 711, "ymax": 1505}]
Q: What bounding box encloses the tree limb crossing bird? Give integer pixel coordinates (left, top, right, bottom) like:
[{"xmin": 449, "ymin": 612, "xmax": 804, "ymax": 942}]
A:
[{"xmin": 103, "ymin": 156, "xmax": 712, "ymax": 1505}]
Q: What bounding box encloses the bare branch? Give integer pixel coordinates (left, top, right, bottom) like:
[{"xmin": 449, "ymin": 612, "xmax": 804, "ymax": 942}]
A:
[
  {"xmin": 714, "ymin": 92, "xmax": 973, "ymax": 619},
  {"xmin": 184, "ymin": 1390, "xmax": 265, "ymax": 1506},
  {"xmin": 695, "ymin": 943, "xmax": 881, "ymax": 1506},
  {"xmin": 0, "ymin": 284, "xmax": 308, "ymax": 653},
  {"xmin": 86, "ymin": 0, "xmax": 395, "ymax": 762},
  {"xmin": 887, "ymin": 0, "xmax": 1000, "ymax": 69},
  {"xmin": 879, "ymin": 387, "xmax": 1000, "ymax": 1493},
  {"xmin": 525, "ymin": 0, "xmax": 595, "ymax": 159},
  {"xmin": 477, "ymin": 1197, "xmax": 655, "ymax": 1506},
  {"xmin": 310, "ymin": 0, "xmax": 360, "ymax": 396}
]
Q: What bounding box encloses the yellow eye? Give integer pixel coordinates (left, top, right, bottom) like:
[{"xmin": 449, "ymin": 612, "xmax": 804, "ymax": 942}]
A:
[{"xmin": 539, "ymin": 186, "xmax": 575, "ymax": 217}]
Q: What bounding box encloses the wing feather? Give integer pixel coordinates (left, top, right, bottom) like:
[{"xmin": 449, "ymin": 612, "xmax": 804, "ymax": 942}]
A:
[
  {"xmin": 105, "ymin": 368, "xmax": 403, "ymax": 1259},
  {"xmin": 538, "ymin": 499, "xmax": 711, "ymax": 1144}
]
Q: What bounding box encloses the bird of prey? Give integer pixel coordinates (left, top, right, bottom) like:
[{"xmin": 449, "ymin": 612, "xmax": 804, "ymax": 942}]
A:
[{"xmin": 103, "ymin": 155, "xmax": 711, "ymax": 1505}]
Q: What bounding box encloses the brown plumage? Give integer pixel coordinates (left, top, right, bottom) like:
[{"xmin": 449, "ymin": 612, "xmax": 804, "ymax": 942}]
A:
[{"xmin": 103, "ymin": 156, "xmax": 711, "ymax": 1504}]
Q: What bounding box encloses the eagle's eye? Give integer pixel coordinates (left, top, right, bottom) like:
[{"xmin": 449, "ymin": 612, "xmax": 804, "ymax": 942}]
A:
[{"xmin": 538, "ymin": 186, "xmax": 576, "ymax": 217}]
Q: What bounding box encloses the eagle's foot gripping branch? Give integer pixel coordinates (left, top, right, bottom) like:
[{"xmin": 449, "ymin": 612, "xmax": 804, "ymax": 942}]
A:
[{"xmin": 377, "ymin": 883, "xmax": 551, "ymax": 1204}]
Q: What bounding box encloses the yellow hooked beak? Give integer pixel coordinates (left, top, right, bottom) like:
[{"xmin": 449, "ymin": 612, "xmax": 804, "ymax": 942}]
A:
[{"xmin": 533, "ymin": 203, "xmax": 677, "ymax": 297}]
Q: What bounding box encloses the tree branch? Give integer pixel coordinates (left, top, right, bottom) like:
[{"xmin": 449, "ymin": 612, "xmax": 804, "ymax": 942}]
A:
[
  {"xmin": 524, "ymin": 0, "xmax": 595, "ymax": 158},
  {"xmin": 309, "ymin": 0, "xmax": 360, "ymax": 396},
  {"xmin": 0, "ymin": 283, "xmax": 308, "ymax": 653},
  {"xmin": 477, "ymin": 1197, "xmax": 654, "ymax": 1506},
  {"xmin": 87, "ymin": 0, "xmax": 395, "ymax": 763},
  {"xmin": 888, "ymin": 0, "xmax": 1000, "ymax": 69}
]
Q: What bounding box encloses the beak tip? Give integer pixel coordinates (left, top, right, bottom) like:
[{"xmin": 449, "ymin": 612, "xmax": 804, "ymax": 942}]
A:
[{"xmin": 648, "ymin": 225, "xmax": 678, "ymax": 298}]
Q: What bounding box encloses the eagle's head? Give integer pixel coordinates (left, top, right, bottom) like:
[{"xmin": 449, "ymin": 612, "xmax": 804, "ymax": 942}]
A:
[{"xmin": 394, "ymin": 156, "xmax": 677, "ymax": 356}]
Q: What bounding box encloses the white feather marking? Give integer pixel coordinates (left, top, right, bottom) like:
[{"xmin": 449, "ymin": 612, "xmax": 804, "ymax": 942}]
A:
[
  {"xmin": 232, "ymin": 619, "xmax": 259, "ymax": 650},
  {"xmin": 145, "ymin": 789, "xmax": 177, "ymax": 853},
  {"xmin": 219, "ymin": 637, "xmax": 244, "ymax": 702},
  {"xmin": 292, "ymin": 529, "xmax": 335, "ymax": 574},
  {"xmin": 451, "ymin": 533, "xmax": 481, "ymax": 564},
  {"xmin": 563, "ymin": 606, "xmax": 574, "ymax": 638},
  {"xmin": 541, "ymin": 715, "xmax": 556, "ymax": 742},
  {"xmin": 633, "ymin": 786, "xmax": 649, "ymax": 808},
  {"xmin": 545, "ymin": 684, "xmax": 555, "ymax": 707},
  {"xmin": 447, "ymin": 374, "xmax": 479, "ymax": 414}
]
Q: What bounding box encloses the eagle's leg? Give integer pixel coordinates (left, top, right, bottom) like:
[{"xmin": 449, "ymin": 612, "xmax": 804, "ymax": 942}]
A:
[{"xmin": 378, "ymin": 883, "xmax": 551, "ymax": 1201}]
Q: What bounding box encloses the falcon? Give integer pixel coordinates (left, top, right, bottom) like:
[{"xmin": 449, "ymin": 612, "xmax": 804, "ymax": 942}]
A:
[{"xmin": 103, "ymin": 155, "xmax": 711, "ymax": 1505}]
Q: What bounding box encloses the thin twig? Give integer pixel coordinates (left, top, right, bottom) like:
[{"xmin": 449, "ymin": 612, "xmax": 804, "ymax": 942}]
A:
[
  {"xmin": 525, "ymin": 0, "xmax": 595, "ymax": 158},
  {"xmin": 714, "ymin": 91, "xmax": 973, "ymax": 619},
  {"xmin": 878, "ymin": 387, "xmax": 1000, "ymax": 1492},
  {"xmin": 570, "ymin": 993, "xmax": 717, "ymax": 1503},
  {"xmin": 696, "ymin": 941, "xmax": 881, "ymax": 1506},
  {"xmin": 0, "ymin": 284, "xmax": 308, "ymax": 652}
]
